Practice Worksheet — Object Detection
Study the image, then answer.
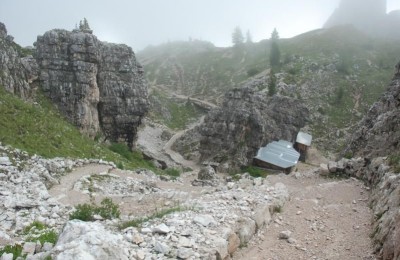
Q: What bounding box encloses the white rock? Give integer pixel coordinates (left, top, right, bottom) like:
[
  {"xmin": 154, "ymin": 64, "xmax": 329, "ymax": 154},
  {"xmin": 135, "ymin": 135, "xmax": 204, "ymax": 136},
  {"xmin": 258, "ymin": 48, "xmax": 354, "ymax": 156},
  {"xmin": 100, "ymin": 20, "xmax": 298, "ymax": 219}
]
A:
[
  {"xmin": 193, "ymin": 215, "xmax": 216, "ymax": 227},
  {"xmin": 53, "ymin": 220, "xmax": 130, "ymax": 260},
  {"xmin": 154, "ymin": 241, "xmax": 170, "ymax": 254},
  {"xmin": 0, "ymin": 253, "xmax": 13, "ymax": 260},
  {"xmin": 42, "ymin": 242, "xmax": 54, "ymax": 252},
  {"xmin": 177, "ymin": 247, "xmax": 194, "ymax": 259},
  {"xmin": 0, "ymin": 157, "xmax": 12, "ymax": 166},
  {"xmin": 178, "ymin": 236, "xmax": 192, "ymax": 248},
  {"xmin": 23, "ymin": 242, "xmax": 37, "ymax": 255},
  {"xmin": 152, "ymin": 223, "xmax": 170, "ymax": 234}
]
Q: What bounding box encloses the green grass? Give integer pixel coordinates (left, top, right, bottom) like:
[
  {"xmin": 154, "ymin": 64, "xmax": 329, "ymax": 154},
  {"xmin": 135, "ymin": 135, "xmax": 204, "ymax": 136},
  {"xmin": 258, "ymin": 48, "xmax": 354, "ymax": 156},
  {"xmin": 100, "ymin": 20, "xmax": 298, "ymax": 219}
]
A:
[
  {"xmin": 0, "ymin": 86, "xmax": 155, "ymax": 171},
  {"xmin": 69, "ymin": 198, "xmax": 121, "ymax": 221},
  {"xmin": 163, "ymin": 167, "xmax": 181, "ymax": 177},
  {"xmin": 22, "ymin": 221, "xmax": 58, "ymax": 246},
  {"xmin": 0, "ymin": 244, "xmax": 25, "ymax": 260},
  {"xmin": 388, "ymin": 153, "xmax": 400, "ymax": 173},
  {"xmin": 241, "ymin": 166, "xmax": 270, "ymax": 178}
]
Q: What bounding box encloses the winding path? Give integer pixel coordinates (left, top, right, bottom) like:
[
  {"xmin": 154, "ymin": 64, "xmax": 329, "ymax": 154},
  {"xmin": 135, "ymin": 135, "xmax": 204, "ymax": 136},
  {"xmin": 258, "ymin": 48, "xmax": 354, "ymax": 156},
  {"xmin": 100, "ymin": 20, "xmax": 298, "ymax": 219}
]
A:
[{"xmin": 48, "ymin": 164, "xmax": 112, "ymax": 206}]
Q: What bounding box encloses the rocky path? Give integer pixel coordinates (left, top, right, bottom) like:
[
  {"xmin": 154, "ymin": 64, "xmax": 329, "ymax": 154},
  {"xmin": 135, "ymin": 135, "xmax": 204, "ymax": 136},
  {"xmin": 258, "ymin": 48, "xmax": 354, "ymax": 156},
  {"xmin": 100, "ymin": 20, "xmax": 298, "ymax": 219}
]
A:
[
  {"xmin": 233, "ymin": 171, "xmax": 375, "ymax": 260},
  {"xmin": 48, "ymin": 164, "xmax": 112, "ymax": 206}
]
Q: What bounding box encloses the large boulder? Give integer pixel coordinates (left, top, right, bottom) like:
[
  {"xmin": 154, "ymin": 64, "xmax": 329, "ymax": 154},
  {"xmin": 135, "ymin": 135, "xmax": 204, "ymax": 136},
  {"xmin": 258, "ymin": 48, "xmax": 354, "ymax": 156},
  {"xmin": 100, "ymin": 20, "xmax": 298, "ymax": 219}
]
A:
[
  {"xmin": 52, "ymin": 220, "xmax": 131, "ymax": 260},
  {"xmin": 198, "ymin": 86, "xmax": 309, "ymax": 169}
]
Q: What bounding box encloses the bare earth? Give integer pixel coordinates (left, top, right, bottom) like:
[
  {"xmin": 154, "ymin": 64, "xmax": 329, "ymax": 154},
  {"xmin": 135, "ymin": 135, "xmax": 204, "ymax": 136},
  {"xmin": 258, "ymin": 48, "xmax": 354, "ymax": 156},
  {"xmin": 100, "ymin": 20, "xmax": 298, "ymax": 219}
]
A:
[{"xmin": 233, "ymin": 172, "xmax": 375, "ymax": 260}]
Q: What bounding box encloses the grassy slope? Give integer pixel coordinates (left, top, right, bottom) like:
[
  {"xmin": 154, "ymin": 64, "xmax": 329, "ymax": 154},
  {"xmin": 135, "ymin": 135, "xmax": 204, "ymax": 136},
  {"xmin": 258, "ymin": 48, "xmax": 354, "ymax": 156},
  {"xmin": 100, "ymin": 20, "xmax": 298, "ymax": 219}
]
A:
[{"xmin": 0, "ymin": 86, "xmax": 155, "ymax": 170}]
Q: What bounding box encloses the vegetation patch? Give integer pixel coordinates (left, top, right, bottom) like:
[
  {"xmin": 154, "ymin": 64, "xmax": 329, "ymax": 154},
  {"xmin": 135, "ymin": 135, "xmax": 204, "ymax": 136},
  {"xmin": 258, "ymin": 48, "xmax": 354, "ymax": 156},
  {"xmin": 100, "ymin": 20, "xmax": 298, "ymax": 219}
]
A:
[
  {"xmin": 69, "ymin": 197, "xmax": 120, "ymax": 221},
  {"xmin": 388, "ymin": 153, "xmax": 400, "ymax": 173},
  {"xmin": 163, "ymin": 167, "xmax": 181, "ymax": 178},
  {"xmin": 241, "ymin": 166, "xmax": 270, "ymax": 178},
  {"xmin": 0, "ymin": 244, "xmax": 25, "ymax": 260},
  {"xmin": 22, "ymin": 221, "xmax": 58, "ymax": 246}
]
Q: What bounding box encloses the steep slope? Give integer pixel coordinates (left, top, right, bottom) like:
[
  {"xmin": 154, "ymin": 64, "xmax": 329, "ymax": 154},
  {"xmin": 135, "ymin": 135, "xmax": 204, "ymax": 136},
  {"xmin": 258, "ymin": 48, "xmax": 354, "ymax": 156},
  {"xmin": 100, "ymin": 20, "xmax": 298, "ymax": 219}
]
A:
[
  {"xmin": 340, "ymin": 68, "xmax": 400, "ymax": 259},
  {"xmin": 345, "ymin": 70, "xmax": 400, "ymax": 158},
  {"xmin": 35, "ymin": 28, "xmax": 149, "ymax": 147}
]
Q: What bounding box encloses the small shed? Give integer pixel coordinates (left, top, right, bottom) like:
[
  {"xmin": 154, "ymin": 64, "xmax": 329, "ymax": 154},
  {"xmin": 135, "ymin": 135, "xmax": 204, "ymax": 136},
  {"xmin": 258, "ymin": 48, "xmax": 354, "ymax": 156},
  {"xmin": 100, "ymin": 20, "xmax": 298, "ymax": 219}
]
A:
[
  {"xmin": 294, "ymin": 132, "xmax": 312, "ymax": 162},
  {"xmin": 253, "ymin": 140, "xmax": 300, "ymax": 173}
]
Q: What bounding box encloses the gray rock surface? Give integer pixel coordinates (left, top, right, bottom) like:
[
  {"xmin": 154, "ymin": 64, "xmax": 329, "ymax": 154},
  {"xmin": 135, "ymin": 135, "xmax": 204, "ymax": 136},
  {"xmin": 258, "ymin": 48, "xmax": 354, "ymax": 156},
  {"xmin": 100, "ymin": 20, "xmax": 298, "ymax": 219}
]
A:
[
  {"xmin": 35, "ymin": 28, "xmax": 149, "ymax": 145},
  {"xmin": 0, "ymin": 22, "xmax": 36, "ymax": 99},
  {"xmin": 53, "ymin": 220, "xmax": 131, "ymax": 260},
  {"xmin": 198, "ymin": 86, "xmax": 309, "ymax": 169}
]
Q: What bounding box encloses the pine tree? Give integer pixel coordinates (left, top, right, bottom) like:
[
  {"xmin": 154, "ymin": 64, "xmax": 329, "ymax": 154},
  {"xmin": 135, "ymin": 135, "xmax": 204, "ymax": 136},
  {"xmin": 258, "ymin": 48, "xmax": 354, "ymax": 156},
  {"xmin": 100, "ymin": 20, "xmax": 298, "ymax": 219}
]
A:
[
  {"xmin": 246, "ymin": 30, "xmax": 252, "ymax": 44},
  {"xmin": 232, "ymin": 26, "xmax": 244, "ymax": 47},
  {"xmin": 270, "ymin": 28, "xmax": 281, "ymax": 68}
]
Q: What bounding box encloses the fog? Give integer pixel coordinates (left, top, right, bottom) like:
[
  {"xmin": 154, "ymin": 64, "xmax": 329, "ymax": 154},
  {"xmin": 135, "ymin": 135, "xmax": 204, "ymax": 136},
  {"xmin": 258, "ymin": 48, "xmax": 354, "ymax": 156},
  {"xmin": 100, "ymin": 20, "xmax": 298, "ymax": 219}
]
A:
[{"xmin": 1, "ymin": 0, "xmax": 400, "ymax": 51}]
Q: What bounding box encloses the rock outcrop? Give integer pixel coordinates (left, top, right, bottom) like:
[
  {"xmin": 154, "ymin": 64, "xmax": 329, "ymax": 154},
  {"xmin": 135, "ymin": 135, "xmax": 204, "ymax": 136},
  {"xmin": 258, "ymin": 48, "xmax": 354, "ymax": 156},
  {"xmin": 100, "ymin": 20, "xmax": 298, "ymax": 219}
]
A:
[
  {"xmin": 0, "ymin": 22, "xmax": 38, "ymax": 99},
  {"xmin": 198, "ymin": 86, "xmax": 309, "ymax": 169},
  {"xmin": 340, "ymin": 67, "xmax": 400, "ymax": 259},
  {"xmin": 35, "ymin": 28, "xmax": 149, "ymax": 146},
  {"xmin": 324, "ymin": 0, "xmax": 400, "ymax": 39},
  {"xmin": 344, "ymin": 70, "xmax": 400, "ymax": 158}
]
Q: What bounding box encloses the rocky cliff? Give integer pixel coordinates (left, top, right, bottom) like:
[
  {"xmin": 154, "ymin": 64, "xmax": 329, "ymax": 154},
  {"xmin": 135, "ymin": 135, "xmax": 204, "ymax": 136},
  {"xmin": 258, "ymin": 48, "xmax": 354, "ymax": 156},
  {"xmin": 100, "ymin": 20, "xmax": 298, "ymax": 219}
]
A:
[
  {"xmin": 198, "ymin": 84, "xmax": 309, "ymax": 169},
  {"xmin": 0, "ymin": 22, "xmax": 38, "ymax": 99},
  {"xmin": 344, "ymin": 69, "xmax": 400, "ymax": 158},
  {"xmin": 324, "ymin": 0, "xmax": 400, "ymax": 38},
  {"xmin": 35, "ymin": 28, "xmax": 149, "ymax": 147}
]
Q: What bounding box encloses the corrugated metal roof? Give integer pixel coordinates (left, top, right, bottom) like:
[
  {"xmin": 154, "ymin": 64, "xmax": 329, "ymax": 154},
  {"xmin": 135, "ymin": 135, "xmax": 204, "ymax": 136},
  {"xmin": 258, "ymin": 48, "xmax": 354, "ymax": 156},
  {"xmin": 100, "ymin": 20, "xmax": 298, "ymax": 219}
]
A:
[
  {"xmin": 254, "ymin": 140, "xmax": 300, "ymax": 169},
  {"xmin": 296, "ymin": 132, "xmax": 312, "ymax": 146}
]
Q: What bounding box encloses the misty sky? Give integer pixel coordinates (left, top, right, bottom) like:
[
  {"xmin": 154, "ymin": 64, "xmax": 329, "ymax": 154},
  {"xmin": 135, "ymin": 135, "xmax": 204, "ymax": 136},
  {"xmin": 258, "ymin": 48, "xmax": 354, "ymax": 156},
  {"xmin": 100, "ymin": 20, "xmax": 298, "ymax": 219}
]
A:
[{"xmin": 1, "ymin": 0, "xmax": 400, "ymax": 52}]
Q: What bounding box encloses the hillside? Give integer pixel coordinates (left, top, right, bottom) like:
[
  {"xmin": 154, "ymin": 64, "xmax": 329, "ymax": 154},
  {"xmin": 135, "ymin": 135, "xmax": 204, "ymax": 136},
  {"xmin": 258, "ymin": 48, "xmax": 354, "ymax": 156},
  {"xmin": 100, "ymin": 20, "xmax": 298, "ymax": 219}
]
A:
[
  {"xmin": 0, "ymin": 85, "xmax": 154, "ymax": 170},
  {"xmin": 138, "ymin": 26, "xmax": 400, "ymax": 153}
]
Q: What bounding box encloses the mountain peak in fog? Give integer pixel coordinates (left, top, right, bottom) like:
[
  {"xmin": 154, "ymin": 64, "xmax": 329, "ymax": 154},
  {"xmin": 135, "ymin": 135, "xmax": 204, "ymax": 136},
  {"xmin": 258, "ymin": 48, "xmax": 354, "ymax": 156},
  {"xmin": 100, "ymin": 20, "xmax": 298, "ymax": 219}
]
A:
[{"xmin": 324, "ymin": 0, "xmax": 400, "ymax": 38}]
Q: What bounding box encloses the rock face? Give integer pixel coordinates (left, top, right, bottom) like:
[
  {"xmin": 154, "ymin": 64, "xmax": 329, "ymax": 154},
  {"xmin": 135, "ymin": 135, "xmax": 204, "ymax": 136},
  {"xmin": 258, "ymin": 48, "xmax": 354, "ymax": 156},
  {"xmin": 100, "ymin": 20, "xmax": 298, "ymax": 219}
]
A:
[
  {"xmin": 198, "ymin": 86, "xmax": 309, "ymax": 168},
  {"xmin": 324, "ymin": 0, "xmax": 400, "ymax": 38},
  {"xmin": 341, "ymin": 68, "xmax": 400, "ymax": 259},
  {"xmin": 344, "ymin": 71, "xmax": 400, "ymax": 158},
  {"xmin": 35, "ymin": 28, "xmax": 148, "ymax": 145},
  {"xmin": 0, "ymin": 22, "xmax": 37, "ymax": 99}
]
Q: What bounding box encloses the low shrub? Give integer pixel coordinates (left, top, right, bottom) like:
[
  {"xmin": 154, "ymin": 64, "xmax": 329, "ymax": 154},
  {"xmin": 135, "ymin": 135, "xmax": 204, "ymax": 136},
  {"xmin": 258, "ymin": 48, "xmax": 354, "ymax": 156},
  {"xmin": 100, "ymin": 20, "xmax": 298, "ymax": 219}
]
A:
[
  {"xmin": 69, "ymin": 198, "xmax": 120, "ymax": 221},
  {"xmin": 242, "ymin": 166, "xmax": 269, "ymax": 178}
]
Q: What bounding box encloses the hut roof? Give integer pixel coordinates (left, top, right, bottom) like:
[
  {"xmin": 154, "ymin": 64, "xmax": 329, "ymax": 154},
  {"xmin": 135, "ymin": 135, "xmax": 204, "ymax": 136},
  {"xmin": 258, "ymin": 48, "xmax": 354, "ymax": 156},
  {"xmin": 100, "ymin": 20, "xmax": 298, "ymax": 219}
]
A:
[{"xmin": 254, "ymin": 140, "xmax": 300, "ymax": 169}]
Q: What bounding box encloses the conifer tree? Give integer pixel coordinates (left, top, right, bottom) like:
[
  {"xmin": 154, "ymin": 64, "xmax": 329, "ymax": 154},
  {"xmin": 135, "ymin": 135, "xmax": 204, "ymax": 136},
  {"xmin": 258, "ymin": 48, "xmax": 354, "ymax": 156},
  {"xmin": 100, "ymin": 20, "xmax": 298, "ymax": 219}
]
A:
[
  {"xmin": 232, "ymin": 26, "xmax": 244, "ymax": 47},
  {"xmin": 270, "ymin": 28, "xmax": 281, "ymax": 68}
]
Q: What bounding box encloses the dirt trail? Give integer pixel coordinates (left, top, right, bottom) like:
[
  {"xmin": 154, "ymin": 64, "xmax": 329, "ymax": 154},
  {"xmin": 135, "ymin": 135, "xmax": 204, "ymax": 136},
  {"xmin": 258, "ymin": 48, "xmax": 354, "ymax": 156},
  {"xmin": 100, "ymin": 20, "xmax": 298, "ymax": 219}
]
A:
[
  {"xmin": 162, "ymin": 116, "xmax": 204, "ymax": 171},
  {"xmin": 233, "ymin": 171, "xmax": 375, "ymax": 260},
  {"xmin": 48, "ymin": 164, "xmax": 112, "ymax": 206}
]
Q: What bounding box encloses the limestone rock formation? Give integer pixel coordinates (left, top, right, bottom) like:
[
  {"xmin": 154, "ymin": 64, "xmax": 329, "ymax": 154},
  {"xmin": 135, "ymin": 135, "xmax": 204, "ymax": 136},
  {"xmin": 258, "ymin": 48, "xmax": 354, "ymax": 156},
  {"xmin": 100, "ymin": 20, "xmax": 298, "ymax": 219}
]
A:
[
  {"xmin": 0, "ymin": 22, "xmax": 37, "ymax": 99},
  {"xmin": 344, "ymin": 70, "xmax": 400, "ymax": 158},
  {"xmin": 35, "ymin": 29, "xmax": 148, "ymax": 146},
  {"xmin": 324, "ymin": 0, "xmax": 400, "ymax": 38},
  {"xmin": 198, "ymin": 86, "xmax": 309, "ymax": 168}
]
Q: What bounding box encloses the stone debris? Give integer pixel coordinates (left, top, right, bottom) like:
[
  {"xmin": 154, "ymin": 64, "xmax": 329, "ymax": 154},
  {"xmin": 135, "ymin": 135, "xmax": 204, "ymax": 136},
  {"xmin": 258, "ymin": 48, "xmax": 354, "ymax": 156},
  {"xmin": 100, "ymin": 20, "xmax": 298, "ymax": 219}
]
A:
[{"xmin": 0, "ymin": 143, "xmax": 289, "ymax": 259}]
